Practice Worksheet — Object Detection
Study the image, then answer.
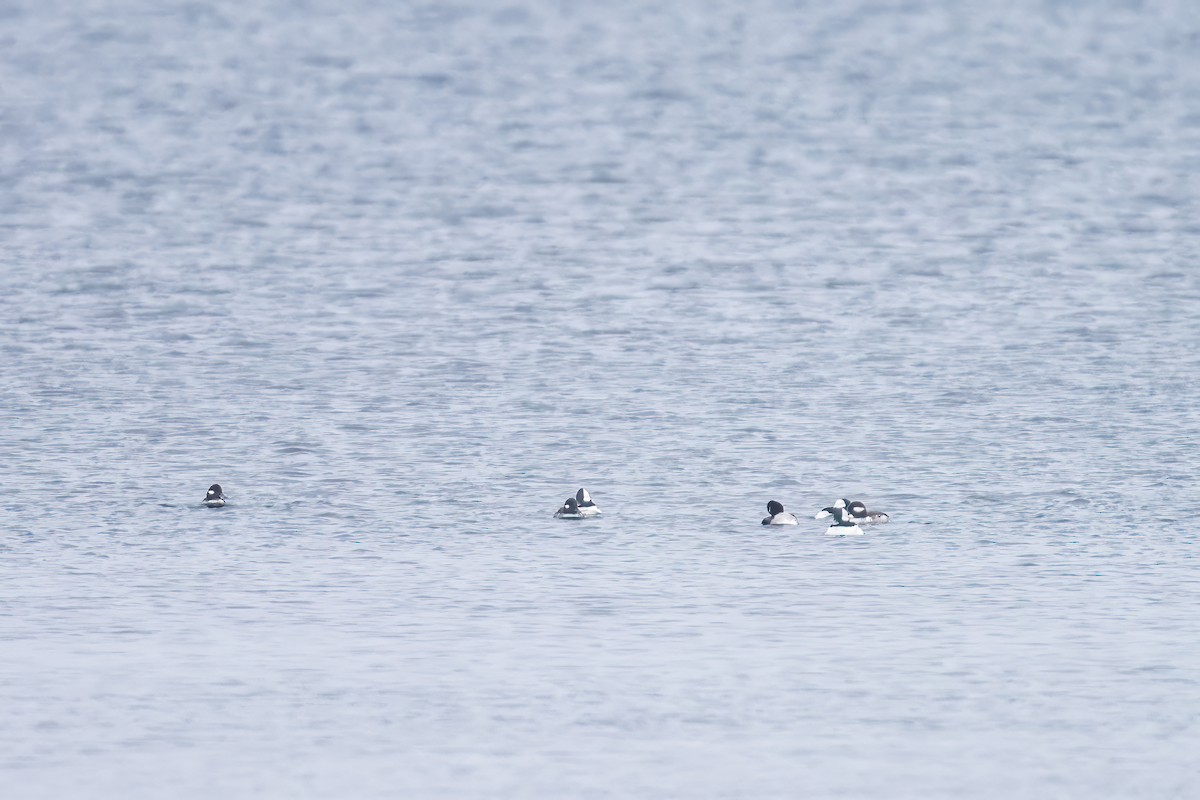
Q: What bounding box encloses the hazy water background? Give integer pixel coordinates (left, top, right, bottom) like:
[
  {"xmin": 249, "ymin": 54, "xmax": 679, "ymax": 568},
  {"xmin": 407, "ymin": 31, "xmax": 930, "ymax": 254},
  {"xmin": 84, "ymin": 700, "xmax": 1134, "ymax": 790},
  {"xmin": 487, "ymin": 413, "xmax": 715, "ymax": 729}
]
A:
[{"xmin": 3, "ymin": 0, "xmax": 1200, "ymax": 797}]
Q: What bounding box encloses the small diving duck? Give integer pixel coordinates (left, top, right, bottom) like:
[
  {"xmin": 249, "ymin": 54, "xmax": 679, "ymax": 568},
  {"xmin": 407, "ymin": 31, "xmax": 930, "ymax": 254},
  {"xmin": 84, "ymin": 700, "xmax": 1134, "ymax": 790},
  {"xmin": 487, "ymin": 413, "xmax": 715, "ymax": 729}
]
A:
[
  {"xmin": 762, "ymin": 500, "xmax": 799, "ymax": 525},
  {"xmin": 202, "ymin": 483, "xmax": 227, "ymax": 508},
  {"xmin": 575, "ymin": 488, "xmax": 602, "ymax": 517},
  {"xmin": 554, "ymin": 497, "xmax": 585, "ymax": 519},
  {"xmin": 846, "ymin": 500, "xmax": 889, "ymax": 524},
  {"xmin": 824, "ymin": 506, "xmax": 863, "ymax": 536}
]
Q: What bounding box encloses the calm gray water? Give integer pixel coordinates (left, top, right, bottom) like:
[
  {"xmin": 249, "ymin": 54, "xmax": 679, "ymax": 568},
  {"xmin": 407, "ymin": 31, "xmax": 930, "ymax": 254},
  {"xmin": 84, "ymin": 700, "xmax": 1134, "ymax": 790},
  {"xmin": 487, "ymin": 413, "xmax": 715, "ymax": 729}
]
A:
[{"xmin": 3, "ymin": 0, "xmax": 1199, "ymax": 797}]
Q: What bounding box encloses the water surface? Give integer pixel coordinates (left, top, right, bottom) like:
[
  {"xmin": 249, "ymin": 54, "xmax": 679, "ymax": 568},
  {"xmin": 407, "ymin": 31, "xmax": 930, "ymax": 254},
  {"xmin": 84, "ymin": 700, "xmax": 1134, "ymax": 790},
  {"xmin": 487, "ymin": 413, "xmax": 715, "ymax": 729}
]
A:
[{"xmin": 2, "ymin": 1, "xmax": 1199, "ymax": 797}]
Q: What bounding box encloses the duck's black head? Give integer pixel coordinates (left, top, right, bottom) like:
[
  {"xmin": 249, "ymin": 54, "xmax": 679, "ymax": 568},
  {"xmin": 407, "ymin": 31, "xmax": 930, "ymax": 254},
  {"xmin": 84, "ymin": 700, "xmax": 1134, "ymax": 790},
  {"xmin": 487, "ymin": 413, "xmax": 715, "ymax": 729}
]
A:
[
  {"xmin": 766, "ymin": 500, "xmax": 785, "ymax": 516},
  {"xmin": 206, "ymin": 484, "xmax": 224, "ymax": 500}
]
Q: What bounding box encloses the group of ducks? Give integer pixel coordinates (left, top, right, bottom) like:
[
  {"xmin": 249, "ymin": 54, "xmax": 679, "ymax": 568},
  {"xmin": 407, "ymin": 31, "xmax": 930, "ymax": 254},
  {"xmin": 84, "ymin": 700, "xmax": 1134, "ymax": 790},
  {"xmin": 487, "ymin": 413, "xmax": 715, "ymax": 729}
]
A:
[
  {"xmin": 551, "ymin": 488, "xmax": 889, "ymax": 536},
  {"xmin": 204, "ymin": 483, "xmax": 888, "ymax": 535},
  {"xmin": 763, "ymin": 498, "xmax": 889, "ymax": 536}
]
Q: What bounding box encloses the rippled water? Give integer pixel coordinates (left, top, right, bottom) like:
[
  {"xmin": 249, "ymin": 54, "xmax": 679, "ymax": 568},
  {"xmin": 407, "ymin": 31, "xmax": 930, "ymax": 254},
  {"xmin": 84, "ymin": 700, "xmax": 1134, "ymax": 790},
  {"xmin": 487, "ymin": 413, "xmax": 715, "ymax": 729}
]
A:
[{"xmin": 3, "ymin": 1, "xmax": 1199, "ymax": 797}]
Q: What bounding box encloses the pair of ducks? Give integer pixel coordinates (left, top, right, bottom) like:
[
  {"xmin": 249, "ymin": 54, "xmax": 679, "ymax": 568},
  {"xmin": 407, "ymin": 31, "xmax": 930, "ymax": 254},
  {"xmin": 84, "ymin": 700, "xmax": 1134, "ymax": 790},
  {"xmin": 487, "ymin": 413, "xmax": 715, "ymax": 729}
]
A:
[
  {"xmin": 553, "ymin": 488, "xmax": 602, "ymax": 519},
  {"xmin": 763, "ymin": 498, "xmax": 889, "ymax": 535},
  {"xmin": 203, "ymin": 483, "xmax": 605, "ymax": 516}
]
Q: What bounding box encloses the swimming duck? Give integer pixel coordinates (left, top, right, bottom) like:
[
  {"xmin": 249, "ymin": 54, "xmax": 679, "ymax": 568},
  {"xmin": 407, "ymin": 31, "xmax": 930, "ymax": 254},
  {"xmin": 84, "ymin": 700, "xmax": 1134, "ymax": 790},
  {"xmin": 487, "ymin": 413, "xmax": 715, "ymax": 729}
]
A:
[
  {"xmin": 575, "ymin": 488, "xmax": 601, "ymax": 517},
  {"xmin": 762, "ymin": 500, "xmax": 799, "ymax": 525},
  {"xmin": 554, "ymin": 497, "xmax": 585, "ymax": 519},
  {"xmin": 824, "ymin": 506, "xmax": 863, "ymax": 536},
  {"xmin": 202, "ymin": 483, "xmax": 226, "ymax": 508},
  {"xmin": 846, "ymin": 500, "xmax": 889, "ymax": 523}
]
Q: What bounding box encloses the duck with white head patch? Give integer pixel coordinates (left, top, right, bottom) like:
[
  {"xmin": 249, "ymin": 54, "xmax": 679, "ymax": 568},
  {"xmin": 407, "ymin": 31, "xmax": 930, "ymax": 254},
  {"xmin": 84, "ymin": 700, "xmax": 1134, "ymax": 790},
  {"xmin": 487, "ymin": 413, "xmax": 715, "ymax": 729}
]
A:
[
  {"xmin": 762, "ymin": 500, "xmax": 799, "ymax": 525},
  {"xmin": 202, "ymin": 483, "xmax": 226, "ymax": 508},
  {"xmin": 574, "ymin": 488, "xmax": 601, "ymax": 517},
  {"xmin": 554, "ymin": 497, "xmax": 585, "ymax": 519},
  {"xmin": 846, "ymin": 499, "xmax": 889, "ymax": 524}
]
